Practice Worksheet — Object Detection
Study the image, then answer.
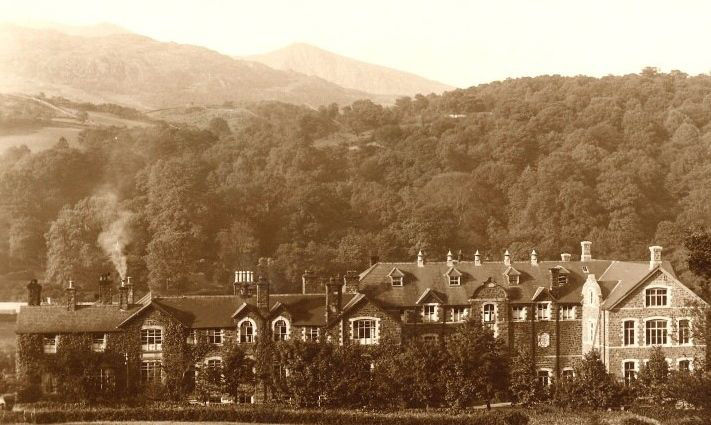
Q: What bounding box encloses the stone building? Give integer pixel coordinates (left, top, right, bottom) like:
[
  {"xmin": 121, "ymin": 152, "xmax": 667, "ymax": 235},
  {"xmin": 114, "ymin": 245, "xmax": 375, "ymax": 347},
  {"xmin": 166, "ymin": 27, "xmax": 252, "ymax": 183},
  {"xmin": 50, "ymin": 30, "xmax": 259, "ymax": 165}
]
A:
[{"xmin": 14, "ymin": 241, "xmax": 708, "ymax": 402}]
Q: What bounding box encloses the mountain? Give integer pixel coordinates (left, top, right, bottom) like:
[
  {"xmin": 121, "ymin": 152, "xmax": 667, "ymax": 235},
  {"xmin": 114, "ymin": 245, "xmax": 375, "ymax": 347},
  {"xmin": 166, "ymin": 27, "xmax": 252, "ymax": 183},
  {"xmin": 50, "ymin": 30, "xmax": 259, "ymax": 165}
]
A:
[
  {"xmin": 0, "ymin": 25, "xmax": 380, "ymax": 109},
  {"xmin": 248, "ymin": 43, "xmax": 455, "ymax": 97}
]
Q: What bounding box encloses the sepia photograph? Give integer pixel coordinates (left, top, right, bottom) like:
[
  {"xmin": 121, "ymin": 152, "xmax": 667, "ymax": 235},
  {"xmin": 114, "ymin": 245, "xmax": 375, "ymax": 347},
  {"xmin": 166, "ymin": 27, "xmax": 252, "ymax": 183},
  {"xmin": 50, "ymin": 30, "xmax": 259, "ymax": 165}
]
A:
[{"xmin": 0, "ymin": 0, "xmax": 710, "ymax": 424}]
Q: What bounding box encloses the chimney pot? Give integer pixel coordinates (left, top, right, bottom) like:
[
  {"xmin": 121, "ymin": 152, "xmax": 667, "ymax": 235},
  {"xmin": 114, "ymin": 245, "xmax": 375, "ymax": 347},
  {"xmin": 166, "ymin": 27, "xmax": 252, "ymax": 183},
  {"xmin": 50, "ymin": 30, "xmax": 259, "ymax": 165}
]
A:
[
  {"xmin": 561, "ymin": 253, "xmax": 571, "ymax": 262},
  {"xmin": 66, "ymin": 280, "xmax": 77, "ymax": 311},
  {"xmin": 504, "ymin": 250, "xmax": 511, "ymax": 266},
  {"xmin": 369, "ymin": 255, "xmax": 379, "ymax": 266},
  {"xmin": 417, "ymin": 250, "xmax": 425, "ymax": 267},
  {"xmin": 649, "ymin": 246, "xmax": 663, "ymax": 269},
  {"xmin": 530, "ymin": 249, "xmax": 538, "ymax": 266},
  {"xmin": 581, "ymin": 241, "xmax": 592, "ymax": 262},
  {"xmin": 446, "ymin": 250, "xmax": 454, "ymax": 266},
  {"xmin": 474, "ymin": 250, "xmax": 481, "ymax": 266},
  {"xmin": 26, "ymin": 279, "xmax": 42, "ymax": 306}
]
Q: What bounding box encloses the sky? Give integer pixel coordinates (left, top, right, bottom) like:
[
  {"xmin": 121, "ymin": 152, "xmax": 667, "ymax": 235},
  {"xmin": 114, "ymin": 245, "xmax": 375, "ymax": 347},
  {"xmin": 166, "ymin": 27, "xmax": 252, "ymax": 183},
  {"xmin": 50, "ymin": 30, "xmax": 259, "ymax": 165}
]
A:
[{"xmin": 1, "ymin": 0, "xmax": 710, "ymax": 88}]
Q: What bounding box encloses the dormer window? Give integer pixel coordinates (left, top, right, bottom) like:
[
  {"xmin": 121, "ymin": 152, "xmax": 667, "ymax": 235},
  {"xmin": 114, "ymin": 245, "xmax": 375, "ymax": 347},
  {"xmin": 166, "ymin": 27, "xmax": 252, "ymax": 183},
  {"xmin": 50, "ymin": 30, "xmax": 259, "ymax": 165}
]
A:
[
  {"xmin": 558, "ymin": 274, "xmax": 568, "ymax": 286},
  {"xmin": 449, "ymin": 275, "xmax": 460, "ymax": 286},
  {"xmin": 445, "ymin": 267, "xmax": 462, "ymax": 286},
  {"xmin": 508, "ymin": 275, "xmax": 519, "ymax": 285},
  {"xmin": 504, "ymin": 267, "xmax": 521, "ymax": 285},
  {"xmin": 388, "ymin": 268, "xmax": 405, "ymax": 287}
]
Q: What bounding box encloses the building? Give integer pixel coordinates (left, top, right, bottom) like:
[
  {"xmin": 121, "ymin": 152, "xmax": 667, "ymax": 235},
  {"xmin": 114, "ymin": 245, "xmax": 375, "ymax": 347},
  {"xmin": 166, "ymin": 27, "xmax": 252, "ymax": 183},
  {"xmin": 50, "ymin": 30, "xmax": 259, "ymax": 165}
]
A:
[{"xmin": 14, "ymin": 242, "xmax": 708, "ymax": 402}]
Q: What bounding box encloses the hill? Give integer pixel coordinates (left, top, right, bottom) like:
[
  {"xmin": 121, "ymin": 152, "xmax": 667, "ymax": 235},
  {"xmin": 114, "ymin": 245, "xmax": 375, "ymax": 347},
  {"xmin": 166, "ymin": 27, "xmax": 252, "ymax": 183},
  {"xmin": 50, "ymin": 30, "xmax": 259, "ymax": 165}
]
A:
[
  {"xmin": 0, "ymin": 25, "xmax": 382, "ymax": 109},
  {"xmin": 248, "ymin": 42, "xmax": 454, "ymax": 97}
]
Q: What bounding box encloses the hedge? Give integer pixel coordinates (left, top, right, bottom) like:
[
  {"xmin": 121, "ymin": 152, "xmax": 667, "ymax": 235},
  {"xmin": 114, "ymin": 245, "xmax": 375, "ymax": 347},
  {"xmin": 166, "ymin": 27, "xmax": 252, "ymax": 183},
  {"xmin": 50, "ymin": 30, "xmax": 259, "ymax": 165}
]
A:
[{"xmin": 0, "ymin": 406, "xmax": 530, "ymax": 425}]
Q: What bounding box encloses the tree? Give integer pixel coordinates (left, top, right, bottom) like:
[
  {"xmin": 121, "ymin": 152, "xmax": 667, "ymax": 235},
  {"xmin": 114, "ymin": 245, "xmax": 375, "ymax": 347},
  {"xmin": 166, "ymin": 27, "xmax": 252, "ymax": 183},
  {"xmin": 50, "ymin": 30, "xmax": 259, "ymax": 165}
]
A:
[
  {"xmin": 509, "ymin": 347, "xmax": 545, "ymax": 406},
  {"xmin": 223, "ymin": 344, "xmax": 254, "ymax": 399},
  {"xmin": 558, "ymin": 350, "xmax": 625, "ymax": 409},
  {"xmin": 444, "ymin": 317, "xmax": 508, "ymax": 408},
  {"xmin": 636, "ymin": 346, "xmax": 670, "ymax": 403},
  {"xmin": 208, "ymin": 117, "xmax": 231, "ymax": 136},
  {"xmin": 390, "ymin": 340, "xmax": 446, "ymax": 408},
  {"xmin": 685, "ymin": 228, "xmax": 711, "ymax": 299}
]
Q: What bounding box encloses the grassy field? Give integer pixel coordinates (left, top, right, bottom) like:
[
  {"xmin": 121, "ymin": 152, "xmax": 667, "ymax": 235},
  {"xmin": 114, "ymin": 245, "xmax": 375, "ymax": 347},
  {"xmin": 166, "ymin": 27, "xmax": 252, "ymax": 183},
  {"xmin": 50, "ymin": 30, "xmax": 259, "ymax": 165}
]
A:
[{"xmin": 0, "ymin": 125, "xmax": 83, "ymax": 152}]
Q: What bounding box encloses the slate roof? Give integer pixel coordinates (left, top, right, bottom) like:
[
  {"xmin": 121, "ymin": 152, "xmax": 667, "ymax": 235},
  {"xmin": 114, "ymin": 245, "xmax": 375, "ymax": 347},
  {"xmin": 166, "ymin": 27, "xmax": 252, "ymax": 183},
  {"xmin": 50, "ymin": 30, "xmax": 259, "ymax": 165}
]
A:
[
  {"xmin": 358, "ymin": 259, "xmax": 619, "ymax": 307},
  {"xmin": 16, "ymin": 304, "xmax": 141, "ymax": 334},
  {"xmin": 599, "ymin": 261, "xmax": 676, "ymax": 309}
]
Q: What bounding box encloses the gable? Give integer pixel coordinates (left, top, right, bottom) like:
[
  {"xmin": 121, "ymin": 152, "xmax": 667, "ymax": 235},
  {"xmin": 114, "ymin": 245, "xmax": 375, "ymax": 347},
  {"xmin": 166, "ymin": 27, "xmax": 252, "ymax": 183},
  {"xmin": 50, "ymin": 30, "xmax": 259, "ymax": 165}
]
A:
[
  {"xmin": 471, "ymin": 282, "xmax": 508, "ymax": 300},
  {"xmin": 415, "ymin": 288, "xmax": 445, "ymax": 305},
  {"xmin": 606, "ymin": 268, "xmax": 706, "ymax": 310}
]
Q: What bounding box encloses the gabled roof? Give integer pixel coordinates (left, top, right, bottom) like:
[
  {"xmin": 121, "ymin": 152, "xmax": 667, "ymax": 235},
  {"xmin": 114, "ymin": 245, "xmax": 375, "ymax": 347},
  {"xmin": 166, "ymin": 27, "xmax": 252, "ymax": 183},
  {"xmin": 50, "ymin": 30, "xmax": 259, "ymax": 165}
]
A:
[
  {"xmin": 17, "ymin": 304, "xmax": 141, "ymax": 334},
  {"xmin": 601, "ymin": 263, "xmax": 684, "ymax": 309},
  {"xmin": 531, "ymin": 287, "xmax": 553, "ymax": 302},
  {"xmin": 415, "ymin": 288, "xmax": 445, "ymax": 305},
  {"xmin": 388, "ymin": 267, "xmax": 405, "ymax": 278},
  {"xmin": 553, "ymin": 265, "xmax": 571, "ymax": 274},
  {"xmin": 444, "ymin": 267, "xmax": 462, "ymax": 277},
  {"xmin": 503, "ymin": 266, "xmax": 521, "ymax": 276}
]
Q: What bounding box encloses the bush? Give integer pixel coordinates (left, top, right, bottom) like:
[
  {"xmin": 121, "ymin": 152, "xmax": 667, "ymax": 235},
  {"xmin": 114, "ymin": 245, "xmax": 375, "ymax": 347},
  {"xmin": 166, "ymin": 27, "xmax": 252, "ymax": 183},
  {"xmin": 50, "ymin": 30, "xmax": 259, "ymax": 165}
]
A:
[
  {"xmin": 621, "ymin": 418, "xmax": 653, "ymax": 425},
  {"xmin": 16, "ymin": 384, "xmax": 41, "ymax": 403},
  {"xmin": 503, "ymin": 410, "xmax": 529, "ymax": 425}
]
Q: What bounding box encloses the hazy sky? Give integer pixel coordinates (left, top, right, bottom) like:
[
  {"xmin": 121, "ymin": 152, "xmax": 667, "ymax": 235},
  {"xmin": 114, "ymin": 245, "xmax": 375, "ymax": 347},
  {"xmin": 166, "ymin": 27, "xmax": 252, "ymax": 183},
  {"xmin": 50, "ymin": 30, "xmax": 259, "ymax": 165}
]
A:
[{"xmin": 1, "ymin": 0, "xmax": 710, "ymax": 88}]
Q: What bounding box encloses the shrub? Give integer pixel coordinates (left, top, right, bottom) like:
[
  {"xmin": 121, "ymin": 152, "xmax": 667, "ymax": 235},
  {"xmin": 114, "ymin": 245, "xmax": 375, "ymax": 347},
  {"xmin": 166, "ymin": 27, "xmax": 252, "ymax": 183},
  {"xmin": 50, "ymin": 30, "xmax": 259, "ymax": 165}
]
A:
[
  {"xmin": 621, "ymin": 418, "xmax": 654, "ymax": 425},
  {"xmin": 16, "ymin": 383, "xmax": 41, "ymax": 403},
  {"xmin": 502, "ymin": 410, "xmax": 529, "ymax": 425}
]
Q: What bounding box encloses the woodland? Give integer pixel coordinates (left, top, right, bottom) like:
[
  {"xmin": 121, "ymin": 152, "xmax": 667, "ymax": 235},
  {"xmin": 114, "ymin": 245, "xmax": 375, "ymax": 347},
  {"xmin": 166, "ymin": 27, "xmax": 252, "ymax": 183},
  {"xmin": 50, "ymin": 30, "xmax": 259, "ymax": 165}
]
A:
[{"xmin": 2, "ymin": 68, "xmax": 711, "ymax": 299}]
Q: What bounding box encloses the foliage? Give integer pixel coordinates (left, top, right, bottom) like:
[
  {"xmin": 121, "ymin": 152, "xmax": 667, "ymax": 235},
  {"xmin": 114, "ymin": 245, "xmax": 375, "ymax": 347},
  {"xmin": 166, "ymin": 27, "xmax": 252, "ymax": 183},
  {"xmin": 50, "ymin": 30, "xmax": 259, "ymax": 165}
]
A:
[
  {"xmin": 553, "ymin": 350, "xmax": 625, "ymax": 409},
  {"xmin": 636, "ymin": 346, "xmax": 670, "ymax": 403},
  {"xmin": 443, "ymin": 317, "xmax": 508, "ymax": 408},
  {"xmin": 509, "ymin": 347, "xmax": 545, "ymax": 406}
]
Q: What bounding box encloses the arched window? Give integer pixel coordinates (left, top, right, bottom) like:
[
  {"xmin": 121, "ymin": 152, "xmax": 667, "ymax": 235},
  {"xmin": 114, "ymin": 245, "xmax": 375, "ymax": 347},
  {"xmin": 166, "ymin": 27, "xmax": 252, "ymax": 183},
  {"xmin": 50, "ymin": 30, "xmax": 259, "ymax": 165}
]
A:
[
  {"xmin": 483, "ymin": 303, "xmax": 496, "ymax": 323},
  {"xmin": 239, "ymin": 319, "xmax": 255, "ymax": 343},
  {"xmin": 273, "ymin": 319, "xmax": 289, "ymax": 341}
]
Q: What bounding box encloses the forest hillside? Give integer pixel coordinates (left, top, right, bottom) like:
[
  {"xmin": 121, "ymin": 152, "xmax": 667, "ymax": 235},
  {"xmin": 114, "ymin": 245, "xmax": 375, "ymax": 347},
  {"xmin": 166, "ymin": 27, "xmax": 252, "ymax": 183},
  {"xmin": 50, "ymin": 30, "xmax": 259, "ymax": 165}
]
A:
[{"xmin": 2, "ymin": 69, "xmax": 711, "ymax": 299}]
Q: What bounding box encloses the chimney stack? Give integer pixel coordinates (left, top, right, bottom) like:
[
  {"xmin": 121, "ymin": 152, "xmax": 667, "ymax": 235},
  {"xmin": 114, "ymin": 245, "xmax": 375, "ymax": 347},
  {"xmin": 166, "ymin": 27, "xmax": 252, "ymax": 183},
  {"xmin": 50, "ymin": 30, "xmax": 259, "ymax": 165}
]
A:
[
  {"xmin": 417, "ymin": 250, "xmax": 425, "ymax": 267},
  {"xmin": 504, "ymin": 250, "xmax": 511, "ymax": 266},
  {"xmin": 343, "ymin": 270, "xmax": 359, "ymax": 294},
  {"xmin": 649, "ymin": 246, "xmax": 663, "ymax": 270},
  {"xmin": 126, "ymin": 277, "xmax": 134, "ymax": 304},
  {"xmin": 446, "ymin": 250, "xmax": 454, "ymax": 267},
  {"xmin": 26, "ymin": 279, "xmax": 41, "ymax": 306},
  {"xmin": 234, "ymin": 271, "xmax": 254, "ymax": 296},
  {"xmin": 561, "ymin": 253, "xmax": 571, "ymax": 262},
  {"xmin": 256, "ymin": 274, "xmax": 270, "ymax": 312},
  {"xmin": 530, "ymin": 249, "xmax": 538, "ymax": 266},
  {"xmin": 580, "ymin": 241, "xmax": 592, "ymax": 262},
  {"xmin": 474, "ymin": 250, "xmax": 481, "ymax": 266},
  {"xmin": 66, "ymin": 280, "xmax": 77, "ymax": 311},
  {"xmin": 118, "ymin": 279, "xmax": 129, "ymax": 311},
  {"xmin": 302, "ymin": 269, "xmax": 323, "ymax": 294},
  {"xmin": 549, "ymin": 267, "xmax": 560, "ymax": 290},
  {"xmin": 98, "ymin": 274, "xmax": 112, "ymax": 304},
  {"xmin": 369, "ymin": 255, "xmax": 379, "ymax": 266},
  {"xmin": 325, "ymin": 276, "xmax": 342, "ymax": 323}
]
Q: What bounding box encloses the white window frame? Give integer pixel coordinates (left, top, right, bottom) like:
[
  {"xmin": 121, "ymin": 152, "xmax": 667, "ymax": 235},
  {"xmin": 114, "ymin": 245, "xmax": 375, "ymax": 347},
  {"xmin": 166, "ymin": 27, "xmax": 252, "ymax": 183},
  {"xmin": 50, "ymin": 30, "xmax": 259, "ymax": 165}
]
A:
[
  {"xmin": 237, "ymin": 318, "xmax": 256, "ymax": 344},
  {"xmin": 422, "ymin": 304, "xmax": 439, "ymax": 322},
  {"xmin": 205, "ymin": 356, "xmax": 223, "ymax": 370},
  {"xmin": 43, "ymin": 334, "xmax": 58, "ymax": 354},
  {"xmin": 207, "ymin": 328, "xmax": 224, "ymax": 345},
  {"xmin": 140, "ymin": 326, "xmax": 163, "ymax": 352},
  {"xmin": 449, "ymin": 275, "xmax": 461, "ymax": 286},
  {"xmin": 511, "ymin": 306, "xmax": 527, "ymax": 321},
  {"xmin": 349, "ymin": 316, "xmax": 380, "ymax": 345},
  {"xmin": 677, "ymin": 357, "xmax": 693, "ymax": 372},
  {"xmin": 644, "ymin": 285, "xmax": 671, "ymax": 308},
  {"xmin": 622, "ymin": 359, "xmax": 639, "ymax": 385},
  {"xmin": 92, "ymin": 333, "xmax": 106, "ymax": 352},
  {"xmin": 391, "ymin": 276, "xmax": 403, "ymax": 287},
  {"xmin": 558, "ymin": 305, "xmax": 576, "ymax": 320},
  {"xmin": 537, "ymin": 368, "xmax": 552, "ymax": 387},
  {"xmin": 450, "ymin": 307, "xmax": 469, "ymax": 322},
  {"xmin": 272, "ymin": 317, "xmax": 290, "ymax": 341},
  {"xmin": 536, "ymin": 302, "xmax": 551, "ymax": 321},
  {"xmin": 421, "ymin": 333, "xmax": 439, "ymax": 343},
  {"xmin": 140, "ymin": 360, "xmax": 163, "ymax": 384},
  {"xmin": 482, "ymin": 303, "xmax": 496, "ymax": 324},
  {"xmin": 677, "ymin": 317, "xmax": 692, "ymax": 346},
  {"xmin": 621, "ymin": 318, "xmax": 638, "ymax": 347},
  {"xmin": 303, "ymin": 326, "xmax": 320, "ymax": 341},
  {"xmin": 644, "ymin": 317, "xmax": 671, "ymax": 346},
  {"xmin": 561, "ymin": 367, "xmax": 575, "ymax": 380},
  {"xmin": 186, "ymin": 329, "xmax": 197, "ymax": 345},
  {"xmin": 507, "ymin": 274, "xmax": 519, "ymax": 285}
]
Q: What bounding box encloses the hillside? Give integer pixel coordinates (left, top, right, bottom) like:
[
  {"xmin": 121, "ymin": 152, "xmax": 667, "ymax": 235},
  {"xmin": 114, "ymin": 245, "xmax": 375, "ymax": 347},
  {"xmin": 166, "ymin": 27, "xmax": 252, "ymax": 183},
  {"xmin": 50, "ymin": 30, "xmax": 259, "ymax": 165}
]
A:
[
  {"xmin": 0, "ymin": 25, "xmax": 381, "ymax": 109},
  {"xmin": 248, "ymin": 43, "xmax": 454, "ymax": 96},
  {"xmin": 1, "ymin": 71, "xmax": 711, "ymax": 300}
]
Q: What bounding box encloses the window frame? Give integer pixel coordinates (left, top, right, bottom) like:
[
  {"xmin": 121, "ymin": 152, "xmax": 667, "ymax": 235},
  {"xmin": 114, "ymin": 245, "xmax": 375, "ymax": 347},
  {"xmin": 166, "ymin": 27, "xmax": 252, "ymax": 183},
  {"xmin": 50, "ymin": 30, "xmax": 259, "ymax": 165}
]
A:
[
  {"xmin": 140, "ymin": 326, "xmax": 163, "ymax": 352},
  {"xmin": 677, "ymin": 318, "xmax": 692, "ymax": 345},
  {"xmin": 622, "ymin": 359, "xmax": 638, "ymax": 385},
  {"xmin": 140, "ymin": 360, "xmax": 163, "ymax": 385},
  {"xmin": 304, "ymin": 326, "xmax": 320, "ymax": 342},
  {"xmin": 677, "ymin": 358, "xmax": 693, "ymax": 372},
  {"xmin": 43, "ymin": 334, "xmax": 58, "ymax": 354},
  {"xmin": 450, "ymin": 307, "xmax": 469, "ymax": 323},
  {"xmin": 207, "ymin": 328, "xmax": 224, "ymax": 345},
  {"xmin": 91, "ymin": 332, "xmax": 106, "ymax": 352},
  {"xmin": 645, "ymin": 286, "xmax": 670, "ymax": 307},
  {"xmin": 449, "ymin": 275, "xmax": 461, "ymax": 286},
  {"xmin": 421, "ymin": 333, "xmax": 439, "ymax": 344},
  {"xmin": 511, "ymin": 306, "xmax": 527, "ymax": 321},
  {"xmin": 537, "ymin": 369, "xmax": 552, "ymax": 387},
  {"xmin": 422, "ymin": 304, "xmax": 439, "ymax": 322},
  {"xmin": 558, "ymin": 305, "xmax": 575, "ymax": 320},
  {"xmin": 350, "ymin": 317, "xmax": 379, "ymax": 345},
  {"xmin": 272, "ymin": 317, "xmax": 290, "ymax": 341},
  {"xmin": 536, "ymin": 302, "xmax": 551, "ymax": 321},
  {"xmin": 482, "ymin": 303, "xmax": 496, "ymax": 324},
  {"xmin": 622, "ymin": 319, "xmax": 637, "ymax": 346},
  {"xmin": 391, "ymin": 276, "xmax": 403, "ymax": 287},
  {"xmin": 238, "ymin": 318, "xmax": 256, "ymax": 344},
  {"xmin": 644, "ymin": 317, "xmax": 670, "ymax": 346}
]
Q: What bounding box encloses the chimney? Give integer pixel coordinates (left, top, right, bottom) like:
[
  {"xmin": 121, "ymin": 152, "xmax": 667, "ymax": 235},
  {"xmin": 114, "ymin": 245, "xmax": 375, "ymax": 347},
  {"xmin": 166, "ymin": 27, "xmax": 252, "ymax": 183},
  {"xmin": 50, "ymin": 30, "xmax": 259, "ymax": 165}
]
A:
[
  {"xmin": 530, "ymin": 249, "xmax": 538, "ymax": 266},
  {"xmin": 126, "ymin": 277, "xmax": 134, "ymax": 304},
  {"xmin": 325, "ymin": 276, "xmax": 342, "ymax": 323},
  {"xmin": 369, "ymin": 255, "xmax": 379, "ymax": 266},
  {"xmin": 446, "ymin": 250, "xmax": 454, "ymax": 266},
  {"xmin": 66, "ymin": 280, "xmax": 77, "ymax": 311},
  {"xmin": 649, "ymin": 246, "xmax": 662, "ymax": 269},
  {"xmin": 417, "ymin": 250, "xmax": 425, "ymax": 267},
  {"xmin": 549, "ymin": 267, "xmax": 560, "ymax": 290},
  {"xmin": 561, "ymin": 253, "xmax": 571, "ymax": 262},
  {"xmin": 234, "ymin": 271, "xmax": 254, "ymax": 297},
  {"xmin": 504, "ymin": 250, "xmax": 511, "ymax": 266},
  {"xmin": 256, "ymin": 274, "xmax": 270, "ymax": 312},
  {"xmin": 343, "ymin": 270, "xmax": 359, "ymax": 294},
  {"xmin": 580, "ymin": 241, "xmax": 592, "ymax": 262},
  {"xmin": 118, "ymin": 279, "xmax": 129, "ymax": 311},
  {"xmin": 302, "ymin": 269, "xmax": 323, "ymax": 294},
  {"xmin": 26, "ymin": 279, "xmax": 41, "ymax": 306},
  {"xmin": 474, "ymin": 250, "xmax": 481, "ymax": 266},
  {"xmin": 98, "ymin": 274, "xmax": 112, "ymax": 304},
  {"xmin": 457, "ymin": 250, "xmax": 463, "ymax": 262}
]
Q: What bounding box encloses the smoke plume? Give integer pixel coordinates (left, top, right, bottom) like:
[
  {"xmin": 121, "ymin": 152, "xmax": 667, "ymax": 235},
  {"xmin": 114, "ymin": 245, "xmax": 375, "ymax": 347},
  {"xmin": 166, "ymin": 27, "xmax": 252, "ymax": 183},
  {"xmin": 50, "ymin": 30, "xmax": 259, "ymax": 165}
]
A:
[{"xmin": 96, "ymin": 193, "xmax": 134, "ymax": 280}]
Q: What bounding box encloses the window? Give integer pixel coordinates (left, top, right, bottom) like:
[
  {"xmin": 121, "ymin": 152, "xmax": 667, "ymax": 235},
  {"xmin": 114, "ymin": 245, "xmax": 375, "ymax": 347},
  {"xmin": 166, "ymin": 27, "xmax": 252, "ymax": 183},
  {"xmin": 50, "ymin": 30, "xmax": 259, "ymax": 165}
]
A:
[
  {"xmin": 305, "ymin": 326, "xmax": 319, "ymax": 341},
  {"xmin": 561, "ymin": 369, "xmax": 575, "ymax": 381},
  {"xmin": 237, "ymin": 392, "xmax": 254, "ymax": 404},
  {"xmin": 421, "ymin": 334, "xmax": 439, "ymax": 343},
  {"xmin": 239, "ymin": 320, "xmax": 255, "ymax": 343},
  {"xmin": 96, "ymin": 368, "xmax": 115, "ymax": 391},
  {"xmin": 536, "ymin": 303, "xmax": 550, "ymax": 320},
  {"xmin": 141, "ymin": 360, "xmax": 162, "ymax": 384},
  {"xmin": 451, "ymin": 307, "xmax": 469, "ymax": 322},
  {"xmin": 422, "ymin": 304, "xmax": 438, "ymax": 322},
  {"xmin": 623, "ymin": 320, "xmax": 636, "ymax": 346},
  {"xmin": 678, "ymin": 359, "xmax": 691, "ymax": 372},
  {"xmin": 483, "ymin": 304, "xmax": 496, "ymax": 323},
  {"xmin": 391, "ymin": 276, "xmax": 403, "ymax": 287},
  {"xmin": 43, "ymin": 334, "xmax": 57, "ymax": 354},
  {"xmin": 645, "ymin": 288, "xmax": 668, "ymax": 307},
  {"xmin": 587, "ymin": 321, "xmax": 595, "ymax": 343},
  {"xmin": 206, "ymin": 358, "xmax": 223, "ymax": 370},
  {"xmin": 207, "ymin": 328, "xmax": 223, "ymax": 345},
  {"xmin": 678, "ymin": 319, "xmax": 690, "ymax": 345},
  {"xmin": 141, "ymin": 328, "xmax": 163, "ymax": 351},
  {"xmin": 537, "ymin": 370, "xmax": 551, "ymax": 387},
  {"xmin": 512, "ymin": 306, "xmax": 526, "ymax": 321},
  {"xmin": 352, "ymin": 319, "xmax": 377, "ymax": 345},
  {"xmin": 623, "ymin": 361, "xmax": 637, "ymax": 385},
  {"xmin": 273, "ymin": 319, "xmax": 289, "ymax": 341},
  {"xmin": 91, "ymin": 333, "xmax": 106, "ymax": 352},
  {"xmin": 559, "ymin": 306, "xmax": 575, "ymax": 320},
  {"xmin": 449, "ymin": 275, "xmax": 460, "ymax": 286},
  {"xmin": 645, "ymin": 319, "xmax": 668, "ymax": 345},
  {"xmin": 186, "ymin": 329, "xmax": 197, "ymax": 345},
  {"xmin": 41, "ymin": 373, "xmax": 58, "ymax": 394},
  {"xmin": 582, "ymin": 266, "xmax": 589, "ymax": 273},
  {"xmin": 558, "ymin": 275, "xmax": 568, "ymax": 286},
  {"xmin": 508, "ymin": 275, "xmax": 519, "ymax": 285}
]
